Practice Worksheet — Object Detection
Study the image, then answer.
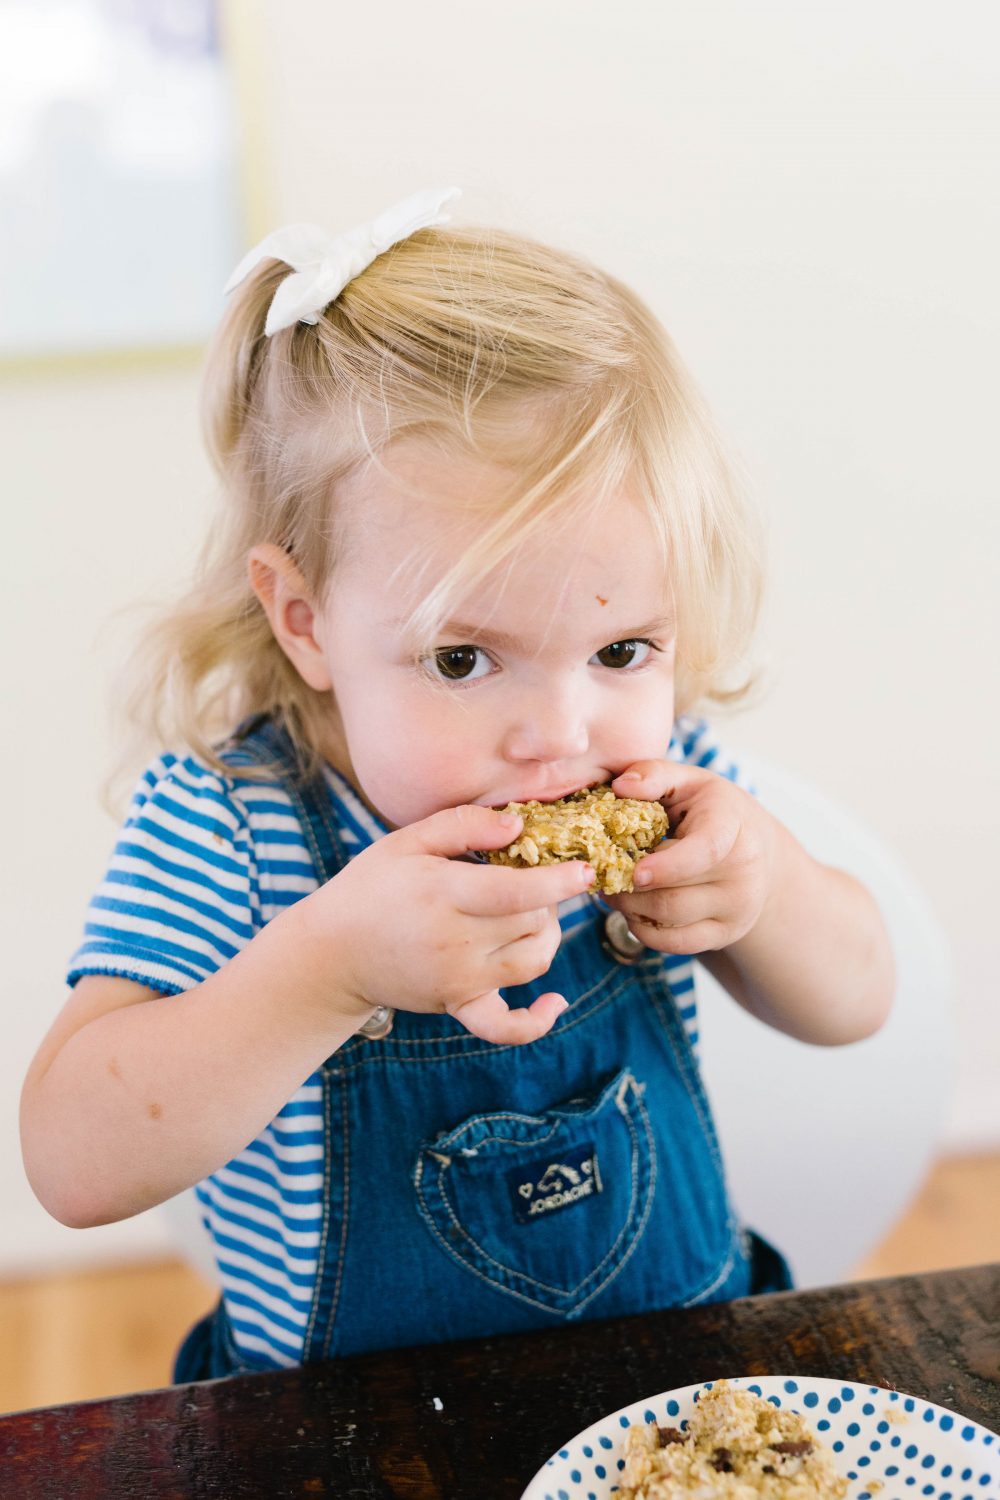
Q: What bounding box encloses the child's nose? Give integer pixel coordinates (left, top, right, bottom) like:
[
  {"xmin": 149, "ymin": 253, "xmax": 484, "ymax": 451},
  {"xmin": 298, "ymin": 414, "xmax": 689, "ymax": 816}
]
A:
[{"xmin": 501, "ymin": 693, "xmax": 590, "ymax": 764}]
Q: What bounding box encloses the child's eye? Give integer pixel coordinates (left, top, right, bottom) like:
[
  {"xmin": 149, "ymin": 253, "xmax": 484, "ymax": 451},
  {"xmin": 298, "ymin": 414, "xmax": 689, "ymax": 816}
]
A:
[
  {"xmin": 591, "ymin": 639, "xmax": 653, "ymax": 670},
  {"xmin": 427, "ymin": 646, "xmax": 495, "ymax": 682}
]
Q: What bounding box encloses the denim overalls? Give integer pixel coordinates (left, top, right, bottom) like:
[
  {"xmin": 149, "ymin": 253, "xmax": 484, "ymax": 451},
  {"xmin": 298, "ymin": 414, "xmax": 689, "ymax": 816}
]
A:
[{"xmin": 174, "ymin": 718, "xmax": 790, "ymax": 1381}]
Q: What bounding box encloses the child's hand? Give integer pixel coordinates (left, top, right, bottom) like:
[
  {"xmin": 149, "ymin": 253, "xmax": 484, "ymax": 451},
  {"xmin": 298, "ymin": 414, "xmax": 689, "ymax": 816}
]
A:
[
  {"xmin": 607, "ymin": 761, "xmax": 777, "ymax": 955},
  {"xmin": 305, "ymin": 806, "xmax": 593, "ymax": 1045}
]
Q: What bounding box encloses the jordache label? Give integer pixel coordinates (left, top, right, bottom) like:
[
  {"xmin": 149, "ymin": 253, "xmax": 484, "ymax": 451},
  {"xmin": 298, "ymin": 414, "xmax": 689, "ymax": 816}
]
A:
[{"xmin": 506, "ymin": 1140, "xmax": 603, "ymax": 1225}]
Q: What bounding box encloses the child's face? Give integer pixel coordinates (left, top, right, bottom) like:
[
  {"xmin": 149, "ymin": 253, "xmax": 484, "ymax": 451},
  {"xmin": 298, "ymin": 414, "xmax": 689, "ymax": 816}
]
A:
[{"xmin": 314, "ymin": 441, "xmax": 677, "ymax": 828}]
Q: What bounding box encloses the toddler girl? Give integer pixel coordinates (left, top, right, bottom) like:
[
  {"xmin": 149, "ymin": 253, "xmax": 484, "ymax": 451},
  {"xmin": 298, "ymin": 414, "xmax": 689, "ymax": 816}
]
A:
[{"xmin": 21, "ymin": 188, "xmax": 894, "ymax": 1379}]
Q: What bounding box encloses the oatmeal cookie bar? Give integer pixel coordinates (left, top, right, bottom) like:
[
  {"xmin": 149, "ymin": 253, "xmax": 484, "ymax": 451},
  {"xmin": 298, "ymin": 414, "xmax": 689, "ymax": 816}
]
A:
[
  {"xmin": 483, "ymin": 785, "xmax": 668, "ymax": 895},
  {"xmin": 620, "ymin": 1379, "xmax": 849, "ymax": 1499}
]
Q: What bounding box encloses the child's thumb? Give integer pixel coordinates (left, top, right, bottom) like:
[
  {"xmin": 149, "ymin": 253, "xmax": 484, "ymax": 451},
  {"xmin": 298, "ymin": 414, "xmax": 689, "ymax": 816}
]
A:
[{"xmin": 404, "ymin": 804, "xmax": 522, "ymax": 859}]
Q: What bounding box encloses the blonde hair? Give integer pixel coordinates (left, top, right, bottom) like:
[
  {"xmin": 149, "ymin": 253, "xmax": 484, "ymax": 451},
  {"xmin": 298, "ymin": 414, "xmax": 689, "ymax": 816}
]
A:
[{"xmin": 118, "ymin": 220, "xmax": 763, "ymax": 786}]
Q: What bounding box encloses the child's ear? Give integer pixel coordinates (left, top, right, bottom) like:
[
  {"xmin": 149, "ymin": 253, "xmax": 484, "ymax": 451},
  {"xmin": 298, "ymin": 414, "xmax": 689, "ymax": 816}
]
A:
[{"xmin": 247, "ymin": 544, "xmax": 332, "ymax": 692}]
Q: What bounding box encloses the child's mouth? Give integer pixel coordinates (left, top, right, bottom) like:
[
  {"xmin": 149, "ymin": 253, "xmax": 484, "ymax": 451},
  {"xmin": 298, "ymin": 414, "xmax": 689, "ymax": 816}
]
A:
[{"xmin": 488, "ymin": 780, "xmax": 598, "ymax": 807}]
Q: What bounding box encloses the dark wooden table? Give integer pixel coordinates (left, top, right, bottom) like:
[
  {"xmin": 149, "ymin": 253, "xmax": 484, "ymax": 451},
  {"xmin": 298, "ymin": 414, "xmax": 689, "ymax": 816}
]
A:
[{"xmin": 2, "ymin": 1264, "xmax": 998, "ymax": 1499}]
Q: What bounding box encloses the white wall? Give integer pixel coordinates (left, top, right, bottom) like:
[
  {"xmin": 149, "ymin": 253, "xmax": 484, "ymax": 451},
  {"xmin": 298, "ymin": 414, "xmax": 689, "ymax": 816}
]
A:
[
  {"xmin": 3, "ymin": 0, "xmax": 998, "ymax": 1276},
  {"xmin": 2, "ymin": 368, "xmax": 214, "ymax": 1272}
]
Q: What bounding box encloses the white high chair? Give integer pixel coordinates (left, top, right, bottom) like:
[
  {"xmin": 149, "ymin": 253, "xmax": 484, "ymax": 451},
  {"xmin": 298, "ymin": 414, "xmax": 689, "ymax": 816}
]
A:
[
  {"xmin": 159, "ymin": 755, "xmax": 955, "ymax": 1292},
  {"xmin": 694, "ymin": 752, "xmax": 955, "ymax": 1288}
]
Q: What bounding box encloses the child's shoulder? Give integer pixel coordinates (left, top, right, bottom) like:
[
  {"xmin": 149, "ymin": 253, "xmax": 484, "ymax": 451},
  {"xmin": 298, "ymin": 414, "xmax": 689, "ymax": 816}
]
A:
[{"xmin": 124, "ymin": 746, "xmax": 301, "ymax": 845}]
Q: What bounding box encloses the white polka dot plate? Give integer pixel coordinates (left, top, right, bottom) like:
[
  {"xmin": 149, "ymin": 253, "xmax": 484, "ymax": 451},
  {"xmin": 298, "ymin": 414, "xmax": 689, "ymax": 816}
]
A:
[{"xmin": 520, "ymin": 1375, "xmax": 1000, "ymax": 1500}]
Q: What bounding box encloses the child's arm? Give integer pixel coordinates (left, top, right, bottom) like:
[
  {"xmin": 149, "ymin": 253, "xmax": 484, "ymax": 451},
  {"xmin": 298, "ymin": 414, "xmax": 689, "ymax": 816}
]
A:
[
  {"xmin": 21, "ymin": 805, "xmax": 590, "ymax": 1229},
  {"xmin": 20, "ymin": 911, "xmax": 367, "ymax": 1230},
  {"xmin": 606, "ymin": 762, "xmax": 895, "ymax": 1045}
]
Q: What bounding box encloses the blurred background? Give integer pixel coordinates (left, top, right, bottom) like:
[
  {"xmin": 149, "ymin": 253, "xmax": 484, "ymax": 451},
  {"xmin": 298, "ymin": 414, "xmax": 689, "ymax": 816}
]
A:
[{"xmin": 1, "ymin": 0, "xmax": 998, "ymax": 1414}]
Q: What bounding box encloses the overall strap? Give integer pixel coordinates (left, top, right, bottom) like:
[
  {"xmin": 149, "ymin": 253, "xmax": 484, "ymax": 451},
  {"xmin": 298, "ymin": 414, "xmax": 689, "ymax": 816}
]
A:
[
  {"xmin": 225, "ymin": 715, "xmax": 396, "ymax": 1047},
  {"xmin": 220, "ymin": 714, "xmax": 351, "ymax": 885}
]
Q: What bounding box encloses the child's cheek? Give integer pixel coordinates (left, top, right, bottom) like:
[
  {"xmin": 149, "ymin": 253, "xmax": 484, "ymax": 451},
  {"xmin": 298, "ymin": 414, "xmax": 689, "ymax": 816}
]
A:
[{"xmin": 358, "ymin": 742, "xmax": 477, "ymax": 828}]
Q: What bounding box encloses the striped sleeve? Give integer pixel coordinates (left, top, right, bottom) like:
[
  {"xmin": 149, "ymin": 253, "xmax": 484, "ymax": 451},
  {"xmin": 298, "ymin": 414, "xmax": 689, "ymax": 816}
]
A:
[
  {"xmin": 66, "ymin": 754, "xmax": 261, "ymax": 995},
  {"xmin": 668, "ymin": 714, "xmax": 757, "ymax": 796}
]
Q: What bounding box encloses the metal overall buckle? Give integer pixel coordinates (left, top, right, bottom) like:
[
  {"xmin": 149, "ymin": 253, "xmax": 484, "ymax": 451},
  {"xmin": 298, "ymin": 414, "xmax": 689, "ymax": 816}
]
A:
[
  {"xmin": 357, "ymin": 1005, "xmax": 395, "ymax": 1039},
  {"xmin": 600, "ymin": 909, "xmax": 646, "ymax": 965}
]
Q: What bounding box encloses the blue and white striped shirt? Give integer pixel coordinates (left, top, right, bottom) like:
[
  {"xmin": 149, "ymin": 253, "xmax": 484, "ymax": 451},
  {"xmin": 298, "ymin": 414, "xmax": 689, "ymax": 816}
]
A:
[{"xmin": 67, "ymin": 714, "xmax": 751, "ymax": 1369}]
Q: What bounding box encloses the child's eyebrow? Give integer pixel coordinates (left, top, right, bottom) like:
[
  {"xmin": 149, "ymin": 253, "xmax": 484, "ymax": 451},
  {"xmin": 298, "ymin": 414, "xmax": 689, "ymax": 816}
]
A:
[{"xmin": 430, "ymin": 613, "xmax": 677, "ymax": 650}]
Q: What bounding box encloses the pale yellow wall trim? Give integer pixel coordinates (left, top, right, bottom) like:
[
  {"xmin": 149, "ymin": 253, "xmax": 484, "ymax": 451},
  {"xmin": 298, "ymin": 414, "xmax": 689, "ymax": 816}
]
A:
[
  {"xmin": 219, "ymin": 0, "xmax": 275, "ymax": 244},
  {"xmin": 0, "ymin": 0, "xmax": 270, "ymax": 378},
  {"xmin": 0, "ymin": 345, "xmax": 205, "ymax": 383}
]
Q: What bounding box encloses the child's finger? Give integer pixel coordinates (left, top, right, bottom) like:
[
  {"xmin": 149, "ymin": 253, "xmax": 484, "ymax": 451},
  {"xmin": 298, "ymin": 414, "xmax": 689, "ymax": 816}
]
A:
[
  {"xmin": 612, "ymin": 759, "xmax": 705, "ymax": 803},
  {"xmin": 486, "ymin": 913, "xmax": 563, "ymax": 980},
  {"xmin": 452, "ymin": 990, "xmax": 568, "ymax": 1046},
  {"xmin": 475, "ymin": 903, "xmax": 556, "ymax": 953},
  {"xmin": 607, "ymin": 884, "xmax": 716, "ymax": 930},
  {"xmin": 453, "ymin": 859, "xmax": 593, "ymax": 917},
  {"xmin": 620, "ymin": 913, "xmax": 728, "ymax": 956},
  {"xmin": 631, "ymin": 814, "xmax": 741, "ymax": 889},
  {"xmin": 399, "ymin": 803, "xmax": 525, "ymax": 859}
]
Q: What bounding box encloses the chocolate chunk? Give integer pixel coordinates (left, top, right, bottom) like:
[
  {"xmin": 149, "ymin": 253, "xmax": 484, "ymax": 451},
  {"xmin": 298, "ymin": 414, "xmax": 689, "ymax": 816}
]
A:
[
  {"xmin": 657, "ymin": 1426, "xmax": 686, "ymax": 1447},
  {"xmin": 762, "ymin": 1465, "xmax": 776, "ymax": 1474},
  {"xmin": 771, "ymin": 1440, "xmax": 814, "ymax": 1457},
  {"xmin": 711, "ymin": 1447, "xmax": 735, "ymax": 1472}
]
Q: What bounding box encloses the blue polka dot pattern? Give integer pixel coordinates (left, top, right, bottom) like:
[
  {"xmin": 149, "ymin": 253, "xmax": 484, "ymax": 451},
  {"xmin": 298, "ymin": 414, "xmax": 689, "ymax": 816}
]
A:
[{"xmin": 523, "ymin": 1377, "xmax": 1000, "ymax": 1500}]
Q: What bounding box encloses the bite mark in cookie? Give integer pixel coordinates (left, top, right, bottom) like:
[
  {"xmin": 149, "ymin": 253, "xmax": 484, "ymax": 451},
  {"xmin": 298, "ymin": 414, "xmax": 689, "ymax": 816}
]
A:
[{"xmin": 483, "ymin": 785, "xmax": 668, "ymax": 895}]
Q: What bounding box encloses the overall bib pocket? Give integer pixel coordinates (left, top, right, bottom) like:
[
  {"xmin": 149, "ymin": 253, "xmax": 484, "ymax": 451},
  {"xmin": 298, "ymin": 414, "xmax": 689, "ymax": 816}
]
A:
[{"xmin": 413, "ymin": 1068, "xmax": 654, "ymax": 1317}]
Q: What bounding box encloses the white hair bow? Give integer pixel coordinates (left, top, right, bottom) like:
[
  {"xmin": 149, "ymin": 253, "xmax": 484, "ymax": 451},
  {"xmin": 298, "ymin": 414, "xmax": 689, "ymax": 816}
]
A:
[{"xmin": 223, "ymin": 186, "xmax": 461, "ymax": 337}]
